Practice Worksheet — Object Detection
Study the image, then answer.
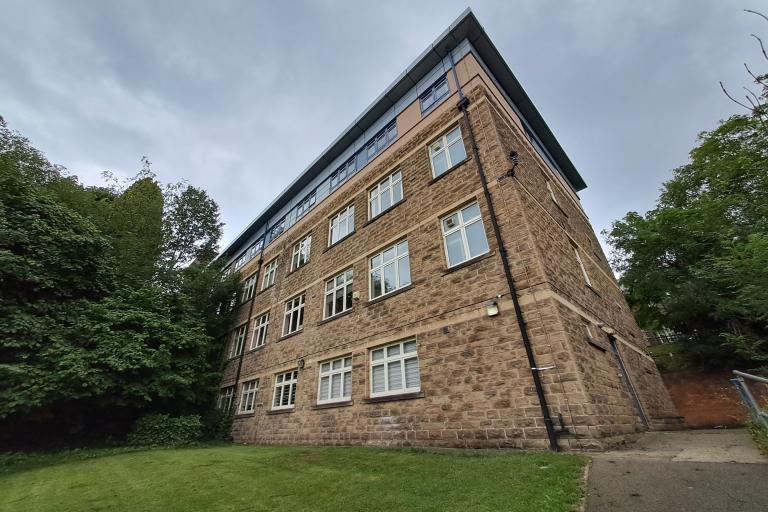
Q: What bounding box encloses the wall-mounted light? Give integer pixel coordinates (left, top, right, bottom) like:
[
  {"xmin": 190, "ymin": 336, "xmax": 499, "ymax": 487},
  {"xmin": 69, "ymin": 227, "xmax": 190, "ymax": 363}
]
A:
[
  {"xmin": 485, "ymin": 300, "xmax": 500, "ymax": 317},
  {"xmin": 297, "ymin": 358, "xmax": 305, "ymax": 370},
  {"xmin": 352, "ymin": 291, "xmax": 361, "ymax": 301},
  {"xmin": 600, "ymin": 325, "xmax": 616, "ymax": 336}
]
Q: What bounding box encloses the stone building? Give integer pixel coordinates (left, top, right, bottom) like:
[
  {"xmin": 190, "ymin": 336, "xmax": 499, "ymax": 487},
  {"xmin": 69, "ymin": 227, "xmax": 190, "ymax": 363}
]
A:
[{"xmin": 216, "ymin": 9, "xmax": 679, "ymax": 450}]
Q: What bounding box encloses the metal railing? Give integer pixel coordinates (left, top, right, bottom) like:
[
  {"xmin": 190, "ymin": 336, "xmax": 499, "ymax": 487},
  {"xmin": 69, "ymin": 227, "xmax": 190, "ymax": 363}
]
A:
[{"xmin": 731, "ymin": 370, "xmax": 768, "ymax": 428}]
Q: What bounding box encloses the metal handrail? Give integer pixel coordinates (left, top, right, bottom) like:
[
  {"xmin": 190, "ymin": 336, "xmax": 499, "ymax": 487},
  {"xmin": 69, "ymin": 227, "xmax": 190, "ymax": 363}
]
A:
[
  {"xmin": 731, "ymin": 370, "xmax": 768, "ymax": 428},
  {"xmin": 734, "ymin": 370, "xmax": 768, "ymax": 385}
]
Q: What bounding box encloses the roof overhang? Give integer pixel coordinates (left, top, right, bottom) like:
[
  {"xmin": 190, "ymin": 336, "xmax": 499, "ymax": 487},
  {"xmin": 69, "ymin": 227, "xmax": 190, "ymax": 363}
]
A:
[{"xmin": 219, "ymin": 8, "xmax": 586, "ymax": 261}]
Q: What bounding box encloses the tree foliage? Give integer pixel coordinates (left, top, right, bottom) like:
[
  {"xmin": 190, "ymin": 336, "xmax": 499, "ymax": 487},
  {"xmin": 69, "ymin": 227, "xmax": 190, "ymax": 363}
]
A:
[
  {"xmin": 0, "ymin": 119, "xmax": 236, "ymax": 447},
  {"xmin": 607, "ymin": 111, "xmax": 768, "ymax": 371}
]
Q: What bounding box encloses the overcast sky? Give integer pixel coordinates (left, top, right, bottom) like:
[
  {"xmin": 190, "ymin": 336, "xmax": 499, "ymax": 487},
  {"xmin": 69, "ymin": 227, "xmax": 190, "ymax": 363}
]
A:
[{"xmin": 2, "ymin": 1, "xmax": 765, "ymax": 257}]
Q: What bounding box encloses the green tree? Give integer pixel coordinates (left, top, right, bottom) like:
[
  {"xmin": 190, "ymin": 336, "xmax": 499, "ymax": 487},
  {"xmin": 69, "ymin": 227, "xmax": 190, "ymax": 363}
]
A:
[
  {"xmin": 0, "ymin": 120, "xmax": 236, "ymax": 446},
  {"xmin": 607, "ymin": 113, "xmax": 768, "ymax": 370}
]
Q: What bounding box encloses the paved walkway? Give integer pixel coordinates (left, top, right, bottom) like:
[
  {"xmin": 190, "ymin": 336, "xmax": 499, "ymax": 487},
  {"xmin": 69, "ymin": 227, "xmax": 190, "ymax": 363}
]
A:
[{"xmin": 586, "ymin": 430, "xmax": 768, "ymax": 512}]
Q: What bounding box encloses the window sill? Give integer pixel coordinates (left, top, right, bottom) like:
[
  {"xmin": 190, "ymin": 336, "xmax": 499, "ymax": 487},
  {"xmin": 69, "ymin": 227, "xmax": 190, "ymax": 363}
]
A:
[
  {"xmin": 246, "ymin": 345, "xmax": 266, "ymax": 354},
  {"xmin": 261, "ymin": 284, "xmax": 275, "ymax": 293},
  {"xmin": 441, "ymin": 251, "xmax": 495, "ymax": 276},
  {"xmin": 278, "ymin": 330, "xmax": 303, "ymax": 342},
  {"xmin": 317, "ymin": 309, "xmax": 354, "ymax": 326},
  {"xmin": 266, "ymin": 408, "xmax": 295, "ymax": 415},
  {"xmin": 323, "ymin": 231, "xmax": 356, "ymax": 253},
  {"xmin": 362, "ymin": 391, "xmax": 425, "ymax": 404},
  {"xmin": 586, "ymin": 284, "xmax": 600, "ymax": 297},
  {"xmin": 286, "ymin": 263, "xmax": 310, "ymax": 278},
  {"xmin": 364, "ymin": 283, "xmax": 414, "ymax": 307},
  {"xmin": 428, "ymin": 157, "xmax": 470, "ymax": 185},
  {"xmin": 311, "ymin": 400, "xmax": 354, "ymax": 410},
  {"xmin": 554, "ymin": 201, "xmax": 569, "ymax": 218},
  {"xmin": 233, "ymin": 412, "xmax": 256, "ymax": 419},
  {"xmin": 587, "ymin": 338, "xmax": 610, "ymax": 352},
  {"xmin": 364, "ymin": 198, "xmax": 406, "ymax": 228}
]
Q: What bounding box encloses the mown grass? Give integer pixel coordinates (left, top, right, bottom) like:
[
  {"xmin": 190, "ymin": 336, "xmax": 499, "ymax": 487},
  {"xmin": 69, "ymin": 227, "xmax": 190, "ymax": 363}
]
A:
[{"xmin": 0, "ymin": 445, "xmax": 586, "ymax": 512}]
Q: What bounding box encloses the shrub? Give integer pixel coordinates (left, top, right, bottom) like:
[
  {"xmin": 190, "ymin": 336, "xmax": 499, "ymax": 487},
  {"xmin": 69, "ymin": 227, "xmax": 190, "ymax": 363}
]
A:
[
  {"xmin": 747, "ymin": 419, "xmax": 768, "ymax": 456},
  {"xmin": 201, "ymin": 408, "xmax": 234, "ymax": 442},
  {"xmin": 127, "ymin": 414, "xmax": 202, "ymax": 447}
]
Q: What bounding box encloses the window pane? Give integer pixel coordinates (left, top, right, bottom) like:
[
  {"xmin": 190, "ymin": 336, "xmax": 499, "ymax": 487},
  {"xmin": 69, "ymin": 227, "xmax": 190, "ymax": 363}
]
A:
[
  {"xmin": 398, "ymin": 257, "xmax": 411, "ymax": 287},
  {"xmin": 432, "ymin": 151, "xmax": 449, "ymax": 176},
  {"xmin": 281, "ymin": 384, "xmax": 290, "ymax": 406},
  {"xmin": 325, "ymin": 293, "xmax": 334, "ymax": 318},
  {"xmin": 383, "ymin": 246, "xmax": 395, "ymax": 262},
  {"xmin": 332, "ymin": 358, "xmax": 342, "ymax": 370},
  {"xmin": 370, "ymin": 199, "xmax": 379, "ymax": 218},
  {"xmin": 383, "ymin": 262, "xmax": 396, "ymax": 293},
  {"xmin": 381, "ymin": 188, "xmax": 391, "ymax": 210},
  {"xmin": 445, "ymin": 230, "xmax": 466, "ymax": 265},
  {"xmin": 372, "ymin": 348, "xmax": 384, "ymax": 361},
  {"xmin": 387, "ymin": 344, "xmax": 400, "ymax": 357},
  {"xmin": 372, "ymin": 364, "xmax": 385, "ymax": 393},
  {"xmin": 371, "ymin": 254, "xmax": 381, "ymax": 269},
  {"xmin": 448, "ymin": 140, "xmax": 466, "ymax": 166},
  {"xmin": 319, "ymin": 376, "xmax": 329, "ymax": 400},
  {"xmin": 343, "ymin": 371, "xmax": 352, "ymax": 397},
  {"xmin": 344, "ymin": 357, "xmax": 352, "ymax": 367},
  {"xmin": 371, "ymin": 269, "xmax": 382, "ymax": 298},
  {"xmin": 461, "ymin": 203, "xmax": 481, "ymax": 221},
  {"xmin": 405, "ymin": 357, "xmax": 420, "ymax": 389},
  {"xmin": 321, "ymin": 362, "xmax": 330, "ymax": 372},
  {"xmin": 397, "ymin": 240, "xmax": 408, "ymax": 255},
  {"xmin": 446, "ymin": 126, "xmax": 461, "ymax": 143},
  {"xmin": 387, "ymin": 361, "xmax": 402, "ymax": 390},
  {"xmin": 403, "ymin": 340, "xmax": 417, "ymax": 353},
  {"xmin": 392, "ymin": 180, "xmax": 403, "ymax": 204},
  {"xmin": 331, "ymin": 373, "xmax": 341, "ymax": 398},
  {"xmin": 465, "ymin": 221, "xmax": 489, "ymax": 258},
  {"xmin": 334, "ymin": 288, "xmax": 344, "ymax": 313}
]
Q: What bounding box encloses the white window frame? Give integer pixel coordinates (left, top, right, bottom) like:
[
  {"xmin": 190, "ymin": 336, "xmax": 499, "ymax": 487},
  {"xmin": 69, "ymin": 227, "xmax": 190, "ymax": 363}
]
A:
[
  {"xmin": 369, "ymin": 340, "xmax": 420, "ymax": 398},
  {"xmin": 324, "ymin": 269, "xmax": 353, "ymax": 319},
  {"xmin": 585, "ymin": 323, "xmax": 596, "ymax": 340},
  {"xmin": 574, "ymin": 246, "xmax": 592, "ymax": 287},
  {"xmin": 262, "ymin": 258, "xmax": 278, "ymax": 290},
  {"xmin": 440, "ymin": 202, "xmax": 490, "ymax": 268},
  {"xmin": 251, "ymin": 312, "xmax": 269, "ymax": 349},
  {"xmin": 241, "ymin": 274, "xmax": 257, "ymax": 303},
  {"xmin": 239, "ymin": 379, "xmax": 259, "ymax": 413},
  {"xmin": 368, "ymin": 170, "xmax": 403, "ymax": 219},
  {"xmin": 218, "ymin": 386, "xmax": 235, "ymax": 412},
  {"xmin": 295, "ymin": 191, "xmax": 316, "ymax": 218},
  {"xmin": 282, "ymin": 294, "xmax": 305, "ymax": 336},
  {"xmin": 369, "ymin": 240, "xmax": 411, "ymax": 300},
  {"xmin": 317, "ymin": 356, "xmax": 353, "ymax": 404},
  {"xmin": 291, "ymin": 235, "xmax": 312, "ymax": 271},
  {"xmin": 428, "ymin": 126, "xmax": 467, "ymax": 178},
  {"xmin": 272, "ymin": 370, "xmax": 298, "ymax": 410},
  {"xmin": 419, "ymin": 75, "xmax": 450, "ymax": 113},
  {"xmin": 329, "ymin": 204, "xmax": 355, "ymax": 246},
  {"xmin": 230, "ymin": 324, "xmax": 247, "ymax": 358}
]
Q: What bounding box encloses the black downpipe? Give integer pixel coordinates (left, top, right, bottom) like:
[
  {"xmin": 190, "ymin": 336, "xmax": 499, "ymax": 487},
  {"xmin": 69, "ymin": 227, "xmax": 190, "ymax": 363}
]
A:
[{"xmin": 448, "ymin": 50, "xmax": 560, "ymax": 451}]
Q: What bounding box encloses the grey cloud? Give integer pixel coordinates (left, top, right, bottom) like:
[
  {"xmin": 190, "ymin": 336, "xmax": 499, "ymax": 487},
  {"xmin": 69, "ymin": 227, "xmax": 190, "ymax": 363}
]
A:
[{"xmin": 1, "ymin": 0, "xmax": 764, "ymax": 255}]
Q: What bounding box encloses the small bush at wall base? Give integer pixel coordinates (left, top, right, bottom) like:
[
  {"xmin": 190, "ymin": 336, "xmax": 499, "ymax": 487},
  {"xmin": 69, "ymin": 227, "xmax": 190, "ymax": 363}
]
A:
[
  {"xmin": 127, "ymin": 414, "xmax": 203, "ymax": 447},
  {"xmin": 747, "ymin": 420, "xmax": 768, "ymax": 456},
  {"xmin": 201, "ymin": 408, "xmax": 234, "ymax": 442}
]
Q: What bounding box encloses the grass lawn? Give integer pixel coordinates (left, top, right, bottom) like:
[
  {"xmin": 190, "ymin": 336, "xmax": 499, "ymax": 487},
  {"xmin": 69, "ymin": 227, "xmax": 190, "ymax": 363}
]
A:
[{"xmin": 0, "ymin": 445, "xmax": 586, "ymax": 512}]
